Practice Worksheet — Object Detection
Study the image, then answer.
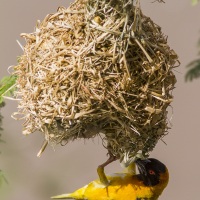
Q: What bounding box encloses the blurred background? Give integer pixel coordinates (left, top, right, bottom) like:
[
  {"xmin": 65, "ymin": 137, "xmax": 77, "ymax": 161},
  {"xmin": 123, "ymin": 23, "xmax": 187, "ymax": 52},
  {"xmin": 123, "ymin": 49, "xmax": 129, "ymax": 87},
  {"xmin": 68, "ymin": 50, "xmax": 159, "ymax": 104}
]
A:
[{"xmin": 0, "ymin": 0, "xmax": 200, "ymax": 199}]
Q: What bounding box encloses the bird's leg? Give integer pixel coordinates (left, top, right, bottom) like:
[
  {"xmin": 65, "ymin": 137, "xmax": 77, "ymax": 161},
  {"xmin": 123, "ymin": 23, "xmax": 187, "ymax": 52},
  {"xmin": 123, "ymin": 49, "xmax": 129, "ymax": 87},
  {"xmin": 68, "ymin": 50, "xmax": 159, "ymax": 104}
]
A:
[{"xmin": 97, "ymin": 154, "xmax": 117, "ymax": 186}]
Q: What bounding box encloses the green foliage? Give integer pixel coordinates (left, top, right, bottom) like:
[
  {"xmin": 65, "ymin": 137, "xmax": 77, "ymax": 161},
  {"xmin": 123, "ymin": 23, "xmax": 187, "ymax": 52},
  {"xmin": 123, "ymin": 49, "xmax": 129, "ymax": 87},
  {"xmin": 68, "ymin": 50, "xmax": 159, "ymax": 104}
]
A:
[
  {"xmin": 186, "ymin": 36, "xmax": 200, "ymax": 81},
  {"xmin": 0, "ymin": 75, "xmax": 17, "ymax": 104},
  {"xmin": 0, "ymin": 170, "xmax": 8, "ymax": 187},
  {"xmin": 186, "ymin": 1, "xmax": 200, "ymax": 81},
  {"xmin": 185, "ymin": 59, "xmax": 200, "ymax": 81},
  {"xmin": 0, "ymin": 170, "xmax": 8, "ymax": 198},
  {"xmin": 0, "ymin": 96, "xmax": 7, "ymax": 193},
  {"xmin": 0, "ymin": 101, "xmax": 5, "ymax": 132},
  {"xmin": 192, "ymin": 0, "xmax": 200, "ymax": 5}
]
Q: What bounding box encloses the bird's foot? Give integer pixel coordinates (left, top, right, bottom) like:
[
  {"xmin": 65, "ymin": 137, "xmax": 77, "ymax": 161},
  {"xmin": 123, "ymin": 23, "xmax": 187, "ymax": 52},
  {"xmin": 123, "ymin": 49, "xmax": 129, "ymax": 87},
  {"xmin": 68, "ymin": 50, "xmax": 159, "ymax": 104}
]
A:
[
  {"xmin": 97, "ymin": 154, "xmax": 117, "ymax": 186},
  {"xmin": 97, "ymin": 166, "xmax": 109, "ymax": 186}
]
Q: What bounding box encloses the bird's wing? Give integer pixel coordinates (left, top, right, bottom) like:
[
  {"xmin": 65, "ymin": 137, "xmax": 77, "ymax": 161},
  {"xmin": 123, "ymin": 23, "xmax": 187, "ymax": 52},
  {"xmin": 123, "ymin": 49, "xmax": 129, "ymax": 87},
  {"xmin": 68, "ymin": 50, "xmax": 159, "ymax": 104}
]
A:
[
  {"xmin": 51, "ymin": 173, "xmax": 149, "ymax": 200},
  {"xmin": 51, "ymin": 178, "xmax": 117, "ymax": 200}
]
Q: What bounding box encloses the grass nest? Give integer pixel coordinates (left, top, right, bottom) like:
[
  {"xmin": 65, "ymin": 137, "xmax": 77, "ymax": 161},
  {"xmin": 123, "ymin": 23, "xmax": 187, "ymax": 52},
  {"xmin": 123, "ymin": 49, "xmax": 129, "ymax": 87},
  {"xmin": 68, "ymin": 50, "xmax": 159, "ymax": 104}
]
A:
[{"xmin": 14, "ymin": 0, "xmax": 179, "ymax": 161}]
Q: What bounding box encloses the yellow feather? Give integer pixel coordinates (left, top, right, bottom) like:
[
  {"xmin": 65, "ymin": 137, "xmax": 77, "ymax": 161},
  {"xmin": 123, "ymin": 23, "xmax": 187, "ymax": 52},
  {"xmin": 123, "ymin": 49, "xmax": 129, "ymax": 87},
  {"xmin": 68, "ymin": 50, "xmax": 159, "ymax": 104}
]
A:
[{"xmin": 52, "ymin": 169, "xmax": 169, "ymax": 200}]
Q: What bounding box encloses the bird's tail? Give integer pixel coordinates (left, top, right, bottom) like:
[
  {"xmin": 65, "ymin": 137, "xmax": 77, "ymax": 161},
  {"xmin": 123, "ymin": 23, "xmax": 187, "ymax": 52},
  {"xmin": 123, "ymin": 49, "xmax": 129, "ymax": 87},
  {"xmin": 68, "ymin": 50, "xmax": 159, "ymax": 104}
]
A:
[
  {"xmin": 52, "ymin": 184, "xmax": 86, "ymax": 199},
  {"xmin": 51, "ymin": 193, "xmax": 75, "ymax": 199}
]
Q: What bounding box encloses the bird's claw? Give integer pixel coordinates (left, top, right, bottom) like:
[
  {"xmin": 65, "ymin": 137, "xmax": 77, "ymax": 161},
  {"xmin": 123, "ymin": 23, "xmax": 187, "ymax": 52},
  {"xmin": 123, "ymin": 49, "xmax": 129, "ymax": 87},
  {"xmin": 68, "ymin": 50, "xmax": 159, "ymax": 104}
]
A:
[
  {"xmin": 97, "ymin": 154, "xmax": 117, "ymax": 186},
  {"xmin": 97, "ymin": 166, "xmax": 109, "ymax": 186}
]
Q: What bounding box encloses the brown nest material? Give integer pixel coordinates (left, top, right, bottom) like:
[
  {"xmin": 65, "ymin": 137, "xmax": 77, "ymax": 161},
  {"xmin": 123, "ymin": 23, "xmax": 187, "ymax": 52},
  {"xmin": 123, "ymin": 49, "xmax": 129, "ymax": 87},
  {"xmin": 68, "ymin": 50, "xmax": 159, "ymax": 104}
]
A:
[{"xmin": 14, "ymin": 0, "xmax": 179, "ymax": 161}]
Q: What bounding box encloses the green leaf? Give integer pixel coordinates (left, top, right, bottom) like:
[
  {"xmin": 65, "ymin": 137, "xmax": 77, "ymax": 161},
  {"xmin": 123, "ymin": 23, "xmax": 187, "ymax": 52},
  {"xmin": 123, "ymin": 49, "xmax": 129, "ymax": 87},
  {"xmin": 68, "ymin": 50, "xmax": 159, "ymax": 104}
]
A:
[
  {"xmin": 192, "ymin": 0, "xmax": 200, "ymax": 5},
  {"xmin": 0, "ymin": 75, "xmax": 17, "ymax": 104},
  {"xmin": 0, "ymin": 171, "xmax": 8, "ymax": 187},
  {"xmin": 185, "ymin": 59, "xmax": 200, "ymax": 81}
]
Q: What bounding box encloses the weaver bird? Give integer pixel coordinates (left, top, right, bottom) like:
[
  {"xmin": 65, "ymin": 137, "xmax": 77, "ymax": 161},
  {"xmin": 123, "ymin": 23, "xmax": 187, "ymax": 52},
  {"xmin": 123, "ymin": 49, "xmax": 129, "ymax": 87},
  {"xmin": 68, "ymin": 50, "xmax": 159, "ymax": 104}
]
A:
[{"xmin": 52, "ymin": 158, "xmax": 169, "ymax": 200}]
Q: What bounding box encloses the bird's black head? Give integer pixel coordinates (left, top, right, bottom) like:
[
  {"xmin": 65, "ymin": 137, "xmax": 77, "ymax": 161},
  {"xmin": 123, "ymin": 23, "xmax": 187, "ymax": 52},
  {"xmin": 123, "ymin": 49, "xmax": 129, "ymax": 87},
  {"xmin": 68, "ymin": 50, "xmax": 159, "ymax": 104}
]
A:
[{"xmin": 135, "ymin": 158, "xmax": 168, "ymax": 186}]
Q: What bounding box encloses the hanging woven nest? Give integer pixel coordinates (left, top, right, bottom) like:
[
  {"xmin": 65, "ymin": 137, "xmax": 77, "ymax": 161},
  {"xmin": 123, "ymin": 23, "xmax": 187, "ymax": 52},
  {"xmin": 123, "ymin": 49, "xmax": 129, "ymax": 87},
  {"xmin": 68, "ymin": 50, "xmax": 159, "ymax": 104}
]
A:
[{"xmin": 14, "ymin": 0, "xmax": 179, "ymax": 160}]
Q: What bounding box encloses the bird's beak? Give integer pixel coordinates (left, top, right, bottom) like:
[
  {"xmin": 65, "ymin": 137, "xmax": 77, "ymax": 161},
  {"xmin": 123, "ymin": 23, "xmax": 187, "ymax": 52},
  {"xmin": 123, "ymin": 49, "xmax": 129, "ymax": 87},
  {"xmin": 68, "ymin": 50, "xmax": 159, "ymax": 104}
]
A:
[{"xmin": 135, "ymin": 158, "xmax": 150, "ymax": 176}]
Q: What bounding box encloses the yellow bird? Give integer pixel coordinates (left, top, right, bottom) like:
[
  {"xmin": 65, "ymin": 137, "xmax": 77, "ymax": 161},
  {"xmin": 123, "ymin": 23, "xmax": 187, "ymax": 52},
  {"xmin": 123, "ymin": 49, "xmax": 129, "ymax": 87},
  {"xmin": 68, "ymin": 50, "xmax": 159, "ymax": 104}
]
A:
[{"xmin": 52, "ymin": 158, "xmax": 169, "ymax": 200}]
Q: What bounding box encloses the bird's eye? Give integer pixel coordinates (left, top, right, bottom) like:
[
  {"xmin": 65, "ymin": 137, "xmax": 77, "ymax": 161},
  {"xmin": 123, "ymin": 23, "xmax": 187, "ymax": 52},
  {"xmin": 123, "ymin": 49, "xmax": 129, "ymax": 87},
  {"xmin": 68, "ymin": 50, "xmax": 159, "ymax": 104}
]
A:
[{"xmin": 149, "ymin": 170, "xmax": 155, "ymax": 175}]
